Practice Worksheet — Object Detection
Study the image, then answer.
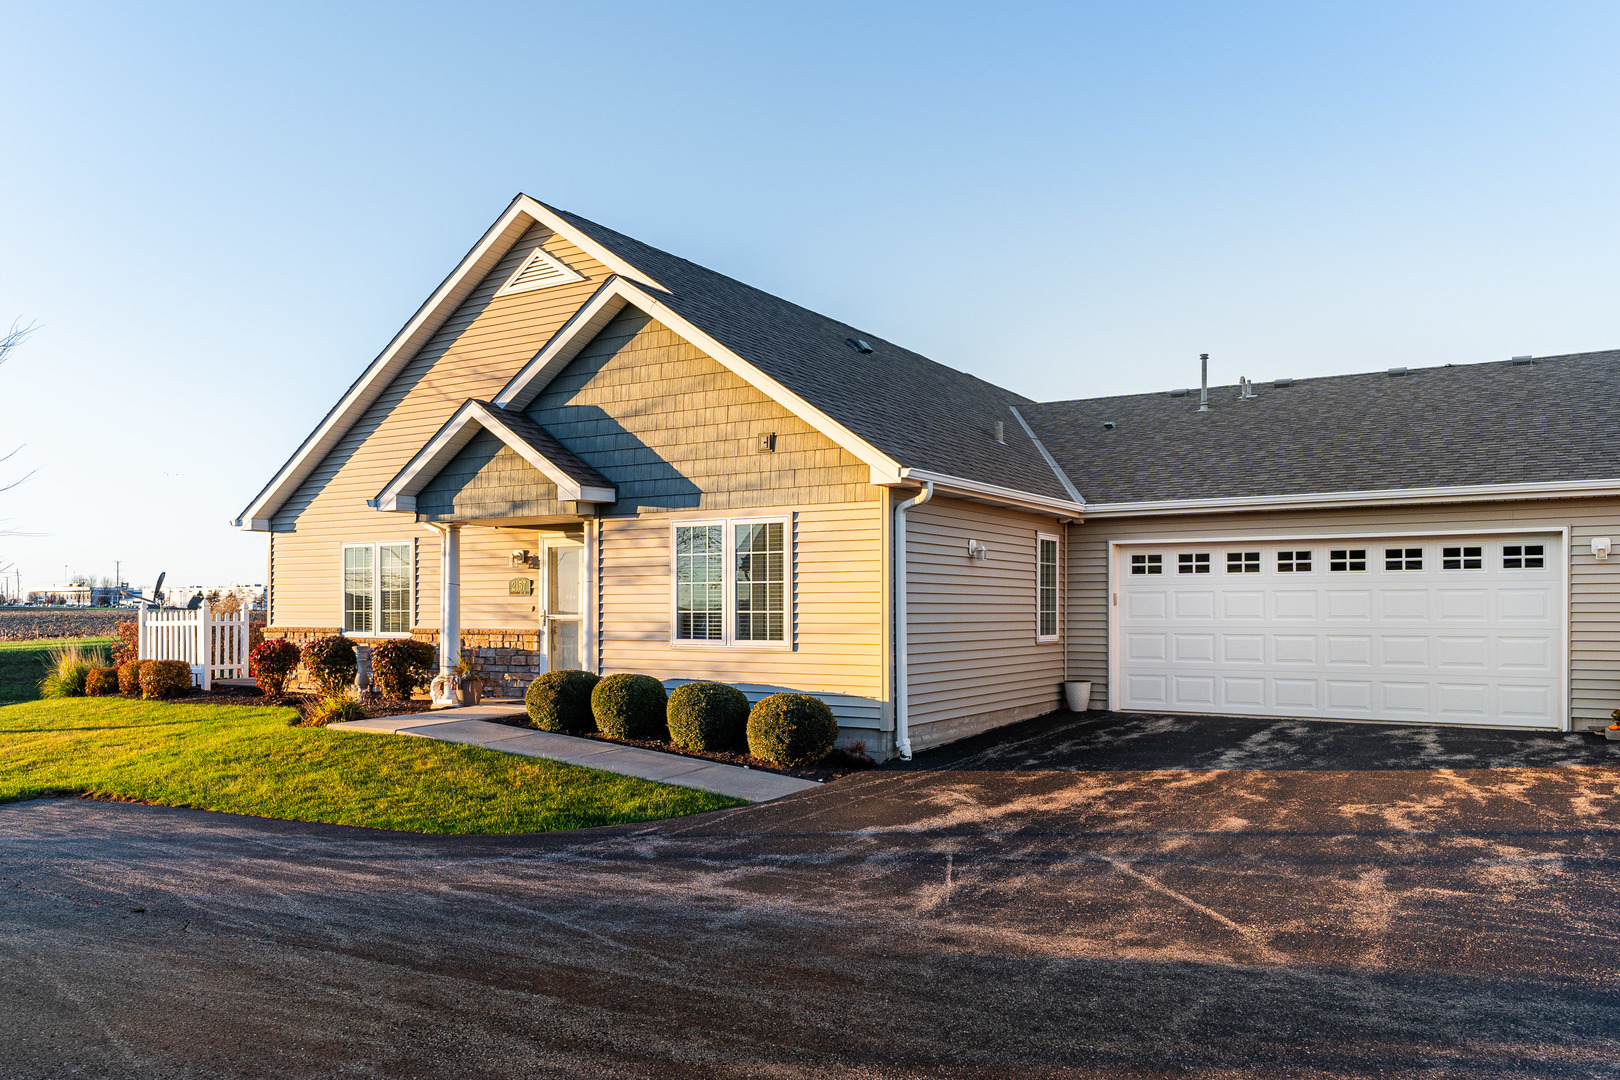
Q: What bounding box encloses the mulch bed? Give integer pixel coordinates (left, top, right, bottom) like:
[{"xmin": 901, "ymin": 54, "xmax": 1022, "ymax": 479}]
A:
[
  {"xmin": 152, "ymin": 684, "xmax": 436, "ymax": 721},
  {"xmin": 481, "ymin": 711, "xmax": 878, "ymax": 783}
]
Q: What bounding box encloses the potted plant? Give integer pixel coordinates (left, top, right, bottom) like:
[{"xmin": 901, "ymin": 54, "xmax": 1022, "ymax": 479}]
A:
[
  {"xmin": 430, "ymin": 645, "xmax": 485, "ymax": 707},
  {"xmin": 1608, "ymin": 708, "xmax": 1620, "ymax": 741}
]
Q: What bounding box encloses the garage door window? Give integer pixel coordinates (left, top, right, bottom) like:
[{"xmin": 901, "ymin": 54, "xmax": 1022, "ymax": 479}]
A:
[
  {"xmin": 1385, "ymin": 547, "xmax": 1423, "ymax": 571},
  {"xmin": 1277, "ymin": 550, "xmax": 1312, "ymax": 572},
  {"xmin": 1178, "ymin": 553, "xmax": 1210, "ymax": 574},
  {"xmin": 1131, "ymin": 553, "xmax": 1163, "ymax": 575},
  {"xmin": 1442, "ymin": 545, "xmax": 1483, "ymax": 570},
  {"xmin": 1329, "ymin": 548, "xmax": 1367, "ymax": 572},
  {"xmin": 1503, "ymin": 544, "xmax": 1544, "ymax": 569},
  {"xmin": 1227, "ymin": 551, "xmax": 1260, "ymax": 573}
]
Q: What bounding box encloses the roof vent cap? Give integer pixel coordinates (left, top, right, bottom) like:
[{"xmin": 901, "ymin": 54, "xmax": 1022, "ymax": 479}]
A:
[
  {"xmin": 845, "ymin": 338, "xmax": 874, "ymax": 355},
  {"xmin": 1388, "ymin": 366, "xmax": 1410, "ymax": 376},
  {"xmin": 1511, "ymin": 355, "xmax": 1534, "ymax": 365},
  {"xmin": 1168, "ymin": 388, "xmax": 1189, "ymax": 397},
  {"xmin": 1273, "ymin": 378, "xmax": 1294, "ymax": 388},
  {"xmin": 1101, "ymin": 421, "xmax": 1116, "ymax": 430}
]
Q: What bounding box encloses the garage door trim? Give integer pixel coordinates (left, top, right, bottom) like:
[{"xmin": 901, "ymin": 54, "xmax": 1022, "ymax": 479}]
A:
[{"xmin": 1106, "ymin": 526, "xmax": 1571, "ymax": 730}]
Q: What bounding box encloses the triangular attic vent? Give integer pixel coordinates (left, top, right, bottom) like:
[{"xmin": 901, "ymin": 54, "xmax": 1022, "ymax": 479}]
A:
[{"xmin": 495, "ymin": 245, "xmax": 585, "ymax": 296}]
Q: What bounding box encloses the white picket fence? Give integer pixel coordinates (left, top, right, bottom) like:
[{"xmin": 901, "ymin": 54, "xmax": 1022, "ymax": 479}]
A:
[{"xmin": 137, "ymin": 602, "xmax": 251, "ymax": 690}]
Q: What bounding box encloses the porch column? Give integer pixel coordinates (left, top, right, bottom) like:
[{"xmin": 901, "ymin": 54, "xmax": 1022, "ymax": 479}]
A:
[{"xmin": 439, "ymin": 523, "xmax": 461, "ymax": 678}]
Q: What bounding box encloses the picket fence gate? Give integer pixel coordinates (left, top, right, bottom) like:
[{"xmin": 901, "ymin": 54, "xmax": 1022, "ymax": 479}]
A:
[{"xmin": 137, "ymin": 602, "xmax": 251, "ymax": 690}]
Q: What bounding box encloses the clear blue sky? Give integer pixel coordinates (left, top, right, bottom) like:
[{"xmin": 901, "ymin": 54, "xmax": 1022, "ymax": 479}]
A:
[{"xmin": 2, "ymin": 1, "xmax": 1617, "ymax": 595}]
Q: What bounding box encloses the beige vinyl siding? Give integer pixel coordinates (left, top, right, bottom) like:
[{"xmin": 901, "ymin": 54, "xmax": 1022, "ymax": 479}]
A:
[
  {"xmin": 528, "ymin": 309, "xmax": 880, "ymax": 513},
  {"xmin": 906, "ymin": 496, "xmax": 1067, "ymax": 748},
  {"xmin": 1067, "ymin": 497, "xmax": 1620, "ymax": 729},
  {"xmin": 596, "ymin": 502, "xmax": 887, "ymax": 734},
  {"xmin": 267, "ymin": 225, "xmax": 612, "ymax": 617}
]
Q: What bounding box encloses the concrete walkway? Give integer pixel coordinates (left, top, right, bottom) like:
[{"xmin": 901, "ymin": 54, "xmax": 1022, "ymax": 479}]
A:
[{"xmin": 330, "ymin": 704, "xmax": 820, "ymax": 803}]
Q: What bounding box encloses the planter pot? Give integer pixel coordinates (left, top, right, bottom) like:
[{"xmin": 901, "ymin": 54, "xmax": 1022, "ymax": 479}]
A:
[
  {"xmin": 1606, "ymin": 727, "xmax": 1620, "ymax": 742},
  {"xmin": 430, "ymin": 674, "xmax": 481, "ymax": 707},
  {"xmin": 1063, "ymin": 681, "xmax": 1092, "ymax": 712}
]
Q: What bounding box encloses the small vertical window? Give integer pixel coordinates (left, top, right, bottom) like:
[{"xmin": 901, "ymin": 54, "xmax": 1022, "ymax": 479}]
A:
[
  {"xmin": 1131, "ymin": 553, "xmax": 1163, "ymax": 575},
  {"xmin": 1441, "ymin": 545, "xmax": 1483, "ymax": 570},
  {"xmin": 675, "ymin": 524, "xmax": 724, "ymax": 641},
  {"xmin": 1385, "ymin": 547, "xmax": 1423, "ymax": 571},
  {"xmin": 1329, "ymin": 549, "xmax": 1367, "ymax": 572},
  {"xmin": 1227, "ymin": 551, "xmax": 1260, "ymax": 573},
  {"xmin": 379, "ymin": 544, "xmax": 411, "ymax": 632},
  {"xmin": 1503, "ymin": 544, "xmax": 1545, "ymax": 569},
  {"xmin": 1177, "ymin": 553, "xmax": 1210, "ymax": 574},
  {"xmin": 735, "ymin": 522, "xmax": 786, "ymax": 642},
  {"xmin": 1037, "ymin": 535, "xmax": 1059, "ymax": 640},
  {"xmin": 343, "ymin": 546, "xmax": 374, "ymax": 633},
  {"xmin": 1277, "ymin": 550, "xmax": 1312, "ymax": 573}
]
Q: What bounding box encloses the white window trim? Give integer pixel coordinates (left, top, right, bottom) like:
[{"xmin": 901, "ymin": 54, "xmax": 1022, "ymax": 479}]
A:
[
  {"xmin": 1036, "ymin": 532, "xmax": 1061, "ymax": 643},
  {"xmin": 339, "ymin": 541, "xmax": 415, "ymax": 638},
  {"xmin": 668, "ymin": 515, "xmax": 792, "ymax": 650}
]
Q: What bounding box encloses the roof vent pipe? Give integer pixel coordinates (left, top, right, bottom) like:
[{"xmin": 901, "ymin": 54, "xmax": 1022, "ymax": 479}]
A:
[{"xmin": 1199, "ymin": 354, "xmax": 1209, "ymax": 412}]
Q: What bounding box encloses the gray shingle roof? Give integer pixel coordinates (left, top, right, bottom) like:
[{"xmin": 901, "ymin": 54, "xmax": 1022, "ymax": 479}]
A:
[
  {"xmin": 1017, "ymin": 350, "xmax": 1620, "ymax": 505},
  {"xmin": 544, "ymin": 203, "xmax": 1075, "ymax": 502},
  {"xmin": 479, "ymin": 402, "xmax": 614, "ymax": 492}
]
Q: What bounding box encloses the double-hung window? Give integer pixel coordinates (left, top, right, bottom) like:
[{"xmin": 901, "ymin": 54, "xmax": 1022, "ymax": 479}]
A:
[
  {"xmin": 342, "ymin": 542, "xmax": 412, "ymax": 635},
  {"xmin": 1037, "ymin": 534, "xmax": 1060, "ymax": 642},
  {"xmin": 673, "ymin": 518, "xmax": 789, "ymax": 646}
]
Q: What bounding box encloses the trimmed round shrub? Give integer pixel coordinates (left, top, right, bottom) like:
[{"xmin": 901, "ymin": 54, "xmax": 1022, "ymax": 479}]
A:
[
  {"xmin": 371, "ymin": 638, "xmax": 436, "ymax": 700},
  {"xmin": 85, "ymin": 666, "xmax": 120, "ymax": 697},
  {"xmin": 591, "ymin": 673, "xmax": 669, "ymax": 741},
  {"xmin": 116, "ymin": 661, "xmax": 142, "ymax": 696},
  {"xmin": 666, "ymin": 681, "xmax": 750, "ymax": 753},
  {"xmin": 301, "ymin": 635, "xmax": 357, "ymax": 696},
  {"xmin": 746, "ymin": 693, "xmax": 838, "ymax": 767},
  {"xmin": 525, "ymin": 669, "xmax": 600, "ymax": 733},
  {"xmin": 251, "ymin": 638, "xmax": 301, "ymax": 697},
  {"xmin": 138, "ymin": 659, "xmax": 193, "ymax": 700}
]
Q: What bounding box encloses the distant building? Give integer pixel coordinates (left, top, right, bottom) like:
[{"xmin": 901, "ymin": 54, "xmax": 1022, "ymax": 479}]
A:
[{"xmin": 26, "ymin": 585, "xmax": 136, "ymax": 607}]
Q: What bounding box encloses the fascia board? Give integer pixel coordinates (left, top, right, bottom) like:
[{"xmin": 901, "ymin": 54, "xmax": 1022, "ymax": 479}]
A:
[
  {"xmin": 494, "ymin": 276, "xmax": 906, "ymax": 483},
  {"xmin": 898, "ymin": 468, "xmax": 1086, "ymax": 518},
  {"xmin": 236, "ymin": 194, "xmax": 666, "ymax": 532},
  {"xmin": 1081, "ymin": 478, "xmax": 1620, "ymax": 518}
]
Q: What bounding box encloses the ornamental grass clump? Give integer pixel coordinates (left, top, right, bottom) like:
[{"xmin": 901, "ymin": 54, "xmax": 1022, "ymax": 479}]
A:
[
  {"xmin": 301, "ymin": 635, "xmax": 357, "ymax": 696},
  {"xmin": 39, "ymin": 644, "xmax": 97, "ymax": 698},
  {"xmin": 138, "ymin": 660, "xmax": 193, "ymax": 700},
  {"xmin": 304, "ymin": 689, "xmax": 370, "ymax": 727},
  {"xmin": 250, "ymin": 638, "xmax": 301, "ymax": 698},
  {"xmin": 525, "ymin": 670, "xmax": 600, "ymax": 733},
  {"xmin": 85, "ymin": 666, "xmax": 120, "ymax": 697},
  {"xmin": 666, "ymin": 681, "xmax": 750, "ymax": 753},
  {"xmin": 371, "ymin": 639, "xmax": 436, "ymax": 700},
  {"xmin": 746, "ymin": 693, "xmax": 838, "ymax": 767},
  {"xmin": 591, "ymin": 673, "xmax": 668, "ymax": 741}
]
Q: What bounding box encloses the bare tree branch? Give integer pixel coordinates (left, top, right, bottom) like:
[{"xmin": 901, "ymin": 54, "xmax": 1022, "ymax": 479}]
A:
[{"xmin": 0, "ymin": 319, "xmax": 36, "ymax": 366}]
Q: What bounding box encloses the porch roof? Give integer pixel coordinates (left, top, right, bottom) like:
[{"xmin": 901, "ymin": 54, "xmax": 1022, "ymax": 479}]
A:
[{"xmin": 372, "ymin": 399, "xmax": 616, "ymax": 514}]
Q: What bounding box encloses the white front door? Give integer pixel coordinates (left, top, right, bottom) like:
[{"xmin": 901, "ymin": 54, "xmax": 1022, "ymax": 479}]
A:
[
  {"xmin": 542, "ymin": 539, "xmax": 585, "ymax": 673},
  {"xmin": 1113, "ymin": 532, "xmax": 1565, "ymax": 729}
]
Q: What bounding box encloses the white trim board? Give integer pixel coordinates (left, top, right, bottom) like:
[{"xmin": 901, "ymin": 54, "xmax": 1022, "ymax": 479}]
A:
[
  {"xmin": 373, "ymin": 399, "xmax": 616, "ymax": 512},
  {"xmin": 1082, "ymin": 478, "xmax": 1620, "ymax": 519},
  {"xmin": 233, "ymin": 194, "xmax": 662, "ymax": 531}
]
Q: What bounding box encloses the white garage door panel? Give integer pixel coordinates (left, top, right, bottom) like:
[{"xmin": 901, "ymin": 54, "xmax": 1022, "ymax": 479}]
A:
[{"xmin": 1116, "ymin": 533, "xmax": 1563, "ymax": 729}]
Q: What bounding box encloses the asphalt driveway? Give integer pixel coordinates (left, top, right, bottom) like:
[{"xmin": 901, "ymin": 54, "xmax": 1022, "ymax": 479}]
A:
[{"xmin": 3, "ymin": 711, "xmax": 1619, "ymax": 1078}]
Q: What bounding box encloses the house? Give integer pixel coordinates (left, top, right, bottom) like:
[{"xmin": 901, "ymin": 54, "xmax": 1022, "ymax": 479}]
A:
[{"xmin": 236, "ymin": 194, "xmax": 1619, "ymax": 757}]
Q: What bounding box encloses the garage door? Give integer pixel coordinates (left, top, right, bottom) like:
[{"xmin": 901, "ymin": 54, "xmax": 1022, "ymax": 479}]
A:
[{"xmin": 1114, "ymin": 533, "xmax": 1565, "ymax": 728}]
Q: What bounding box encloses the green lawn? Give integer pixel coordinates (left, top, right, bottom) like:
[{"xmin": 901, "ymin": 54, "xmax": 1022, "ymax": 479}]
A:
[
  {"xmin": 0, "ymin": 696, "xmax": 743, "ymax": 833},
  {"xmin": 0, "ymin": 638, "xmax": 115, "ymax": 705}
]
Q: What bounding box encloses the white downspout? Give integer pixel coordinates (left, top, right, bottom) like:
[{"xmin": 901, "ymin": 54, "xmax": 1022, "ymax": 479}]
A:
[{"xmin": 893, "ymin": 480, "xmax": 934, "ymax": 761}]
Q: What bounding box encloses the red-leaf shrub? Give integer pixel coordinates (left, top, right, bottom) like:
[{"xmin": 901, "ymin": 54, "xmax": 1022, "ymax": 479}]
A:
[
  {"xmin": 301, "ymin": 635, "xmax": 357, "ymax": 696},
  {"xmin": 116, "ymin": 661, "xmax": 141, "ymax": 696},
  {"xmin": 370, "ymin": 638, "xmax": 436, "ymax": 700},
  {"xmin": 251, "ymin": 638, "xmax": 301, "ymax": 697},
  {"xmin": 85, "ymin": 667, "xmax": 120, "ymax": 697},
  {"xmin": 112, "ymin": 620, "xmax": 139, "ymax": 667},
  {"xmin": 138, "ymin": 659, "xmax": 193, "ymax": 700}
]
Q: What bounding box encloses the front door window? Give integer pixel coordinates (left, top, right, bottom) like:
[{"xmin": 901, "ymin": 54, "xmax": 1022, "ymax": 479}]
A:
[{"xmin": 546, "ymin": 543, "xmax": 584, "ymax": 672}]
